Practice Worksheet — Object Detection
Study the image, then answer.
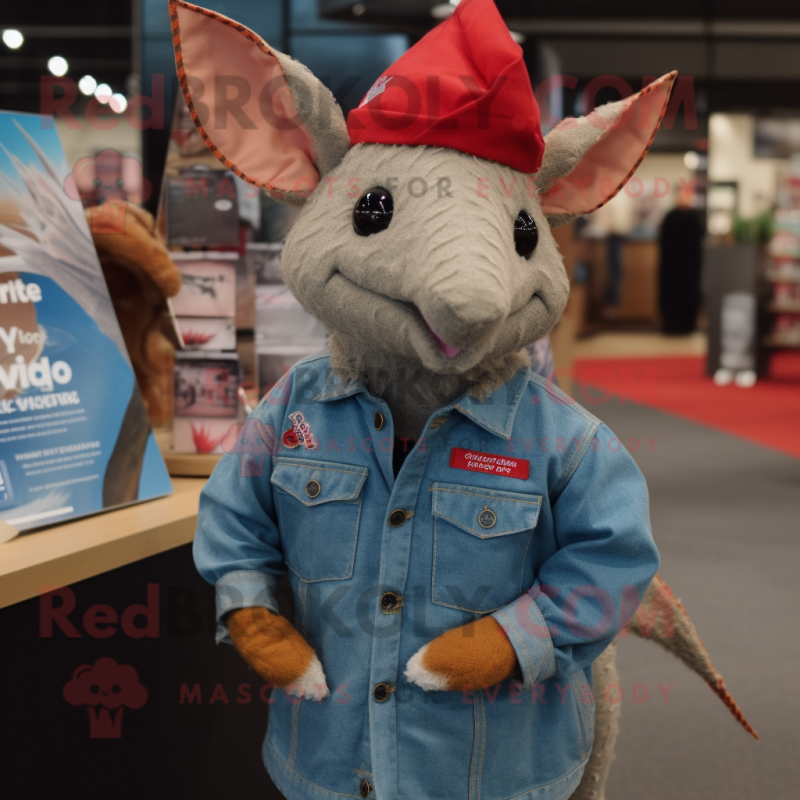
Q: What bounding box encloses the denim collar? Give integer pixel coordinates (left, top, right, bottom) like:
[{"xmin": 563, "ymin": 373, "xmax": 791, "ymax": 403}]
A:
[
  {"xmin": 451, "ymin": 367, "xmax": 530, "ymax": 439},
  {"xmin": 314, "ymin": 369, "xmax": 367, "ymax": 403},
  {"xmin": 315, "ymin": 364, "xmax": 530, "ymax": 440}
]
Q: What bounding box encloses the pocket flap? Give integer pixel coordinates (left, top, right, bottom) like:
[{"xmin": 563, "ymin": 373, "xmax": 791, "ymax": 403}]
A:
[
  {"xmin": 271, "ymin": 457, "xmax": 368, "ymax": 506},
  {"xmin": 431, "ymin": 482, "xmax": 542, "ymax": 538}
]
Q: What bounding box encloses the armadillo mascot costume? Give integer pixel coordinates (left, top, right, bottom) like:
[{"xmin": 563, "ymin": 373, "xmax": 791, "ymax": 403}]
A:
[{"xmin": 170, "ymin": 0, "xmax": 757, "ymax": 798}]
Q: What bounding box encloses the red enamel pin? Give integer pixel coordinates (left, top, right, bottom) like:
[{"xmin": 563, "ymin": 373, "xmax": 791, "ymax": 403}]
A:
[{"xmin": 282, "ymin": 411, "xmax": 317, "ymax": 450}]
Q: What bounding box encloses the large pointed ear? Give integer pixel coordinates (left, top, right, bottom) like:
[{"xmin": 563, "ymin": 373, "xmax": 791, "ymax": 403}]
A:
[
  {"xmin": 170, "ymin": 0, "xmax": 350, "ymax": 204},
  {"xmin": 536, "ymin": 72, "xmax": 677, "ymax": 227}
]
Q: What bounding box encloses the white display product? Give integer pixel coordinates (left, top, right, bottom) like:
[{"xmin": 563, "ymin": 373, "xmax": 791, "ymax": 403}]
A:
[
  {"xmin": 176, "ymin": 317, "xmax": 236, "ymax": 350},
  {"xmin": 249, "ymin": 242, "xmax": 327, "ymax": 389},
  {"xmin": 174, "ymin": 351, "xmax": 240, "ymax": 418},
  {"xmin": 256, "ymin": 283, "xmax": 327, "ymax": 350},
  {"xmin": 173, "ymin": 416, "xmax": 235, "ymax": 455},
  {"xmin": 170, "ymin": 251, "xmax": 238, "ymax": 318}
]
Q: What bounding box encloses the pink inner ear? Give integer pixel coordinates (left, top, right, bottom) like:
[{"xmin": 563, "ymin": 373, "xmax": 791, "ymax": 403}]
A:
[
  {"xmin": 540, "ymin": 72, "xmax": 676, "ymax": 218},
  {"xmin": 175, "ymin": 1, "xmax": 319, "ymax": 195}
]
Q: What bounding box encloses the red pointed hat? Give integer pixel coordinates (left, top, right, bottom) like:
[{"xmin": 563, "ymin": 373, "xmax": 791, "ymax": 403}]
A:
[{"xmin": 346, "ymin": 0, "xmax": 544, "ymax": 174}]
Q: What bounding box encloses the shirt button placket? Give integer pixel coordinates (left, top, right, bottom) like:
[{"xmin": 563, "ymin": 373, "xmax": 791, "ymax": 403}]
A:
[{"xmin": 367, "ymin": 408, "xmax": 438, "ymax": 800}]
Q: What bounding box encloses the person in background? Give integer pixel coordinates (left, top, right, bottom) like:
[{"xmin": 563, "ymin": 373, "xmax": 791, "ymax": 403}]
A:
[
  {"xmin": 587, "ymin": 193, "xmax": 633, "ymax": 321},
  {"xmin": 659, "ymin": 184, "xmax": 705, "ymax": 334}
]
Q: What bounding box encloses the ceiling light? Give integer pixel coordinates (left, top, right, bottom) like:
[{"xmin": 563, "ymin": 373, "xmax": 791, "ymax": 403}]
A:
[
  {"xmin": 431, "ymin": 3, "xmax": 455, "ymax": 19},
  {"xmin": 509, "ymin": 30, "xmax": 526, "ymax": 44},
  {"xmin": 352, "ymin": 3, "xmax": 366, "ymax": 15},
  {"xmin": 2, "ymin": 29, "xmax": 24, "ymax": 50},
  {"xmin": 78, "ymin": 75, "xmax": 97, "ymax": 96},
  {"xmin": 95, "ymin": 83, "xmax": 113, "ymax": 104},
  {"xmin": 110, "ymin": 93, "xmax": 128, "ymax": 114},
  {"xmin": 683, "ymin": 151, "xmax": 700, "ymax": 170},
  {"xmin": 47, "ymin": 56, "xmax": 68, "ymax": 77}
]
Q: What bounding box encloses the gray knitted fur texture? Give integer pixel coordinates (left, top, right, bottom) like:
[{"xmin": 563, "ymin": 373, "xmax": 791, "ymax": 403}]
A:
[
  {"xmin": 175, "ymin": 15, "xmax": 687, "ymax": 796},
  {"xmin": 570, "ymin": 643, "xmax": 621, "ymax": 800},
  {"xmin": 254, "ymin": 40, "xmax": 667, "ymax": 799}
]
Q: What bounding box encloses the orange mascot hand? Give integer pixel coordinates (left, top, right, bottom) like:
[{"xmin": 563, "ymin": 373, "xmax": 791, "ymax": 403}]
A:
[
  {"xmin": 404, "ymin": 615, "xmax": 519, "ymax": 691},
  {"xmin": 226, "ymin": 607, "xmax": 329, "ymax": 701}
]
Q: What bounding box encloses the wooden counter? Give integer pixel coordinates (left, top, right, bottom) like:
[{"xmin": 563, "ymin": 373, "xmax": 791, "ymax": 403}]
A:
[
  {"xmin": 0, "ymin": 477, "xmax": 205, "ymax": 609},
  {"xmin": 584, "ymin": 238, "xmax": 659, "ymax": 324}
]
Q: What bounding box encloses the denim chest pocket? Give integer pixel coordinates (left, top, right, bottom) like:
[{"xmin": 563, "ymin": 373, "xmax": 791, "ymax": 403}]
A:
[
  {"xmin": 271, "ymin": 457, "xmax": 368, "ymax": 583},
  {"xmin": 431, "ymin": 482, "xmax": 542, "ymax": 614}
]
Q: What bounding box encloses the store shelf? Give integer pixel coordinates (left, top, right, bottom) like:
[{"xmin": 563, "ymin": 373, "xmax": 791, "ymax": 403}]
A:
[
  {"xmin": 0, "ymin": 478, "xmax": 205, "ymax": 609},
  {"xmin": 765, "ymin": 273, "xmax": 800, "ymax": 284},
  {"xmin": 767, "ymin": 302, "xmax": 800, "ymax": 314},
  {"xmin": 763, "ymin": 336, "xmax": 800, "ymax": 349}
]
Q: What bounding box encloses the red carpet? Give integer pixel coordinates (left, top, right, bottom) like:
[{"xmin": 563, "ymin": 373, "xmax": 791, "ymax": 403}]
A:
[{"xmin": 570, "ymin": 352, "xmax": 800, "ymax": 459}]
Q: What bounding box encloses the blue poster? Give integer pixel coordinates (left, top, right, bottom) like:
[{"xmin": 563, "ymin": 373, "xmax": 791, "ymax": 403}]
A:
[{"xmin": 0, "ymin": 111, "xmax": 172, "ymax": 533}]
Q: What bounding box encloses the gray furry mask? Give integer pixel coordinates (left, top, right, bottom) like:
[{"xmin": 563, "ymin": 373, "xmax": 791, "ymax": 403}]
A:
[{"xmin": 170, "ymin": 0, "xmax": 675, "ymax": 398}]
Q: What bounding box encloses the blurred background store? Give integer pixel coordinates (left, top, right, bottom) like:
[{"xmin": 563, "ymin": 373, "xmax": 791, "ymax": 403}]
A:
[
  {"xmin": 5, "ymin": 1, "xmax": 799, "ymax": 397},
  {"xmin": 1, "ymin": 1, "xmax": 798, "ymax": 799}
]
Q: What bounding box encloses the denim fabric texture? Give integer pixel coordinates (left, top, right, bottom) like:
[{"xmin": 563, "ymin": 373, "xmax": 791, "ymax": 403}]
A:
[{"xmin": 194, "ymin": 351, "xmax": 659, "ymax": 800}]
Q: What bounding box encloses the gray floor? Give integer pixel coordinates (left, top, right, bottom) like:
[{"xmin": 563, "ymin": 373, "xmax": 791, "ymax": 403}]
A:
[{"xmin": 593, "ymin": 399, "xmax": 800, "ymax": 799}]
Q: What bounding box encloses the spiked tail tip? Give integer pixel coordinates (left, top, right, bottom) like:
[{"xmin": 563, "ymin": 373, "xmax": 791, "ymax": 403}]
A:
[{"xmin": 627, "ymin": 574, "xmax": 759, "ymax": 740}]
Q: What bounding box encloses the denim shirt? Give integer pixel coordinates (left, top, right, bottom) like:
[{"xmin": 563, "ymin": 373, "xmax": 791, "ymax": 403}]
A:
[{"xmin": 194, "ymin": 352, "xmax": 659, "ymax": 800}]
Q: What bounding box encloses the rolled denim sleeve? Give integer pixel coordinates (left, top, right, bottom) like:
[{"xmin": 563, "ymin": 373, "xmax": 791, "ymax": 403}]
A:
[
  {"xmin": 193, "ymin": 402, "xmax": 287, "ymax": 645},
  {"xmin": 492, "ymin": 594, "xmax": 557, "ymax": 690},
  {"xmin": 492, "ymin": 423, "xmax": 659, "ymax": 686},
  {"xmin": 214, "ymin": 570, "xmax": 281, "ymax": 644}
]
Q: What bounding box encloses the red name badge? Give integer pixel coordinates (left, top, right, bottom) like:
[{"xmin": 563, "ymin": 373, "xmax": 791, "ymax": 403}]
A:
[{"xmin": 449, "ymin": 448, "xmax": 530, "ymax": 480}]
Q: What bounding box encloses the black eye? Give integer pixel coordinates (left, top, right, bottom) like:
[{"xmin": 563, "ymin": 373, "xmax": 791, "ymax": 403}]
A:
[
  {"xmin": 353, "ymin": 187, "xmax": 394, "ymax": 236},
  {"xmin": 115, "ymin": 177, "xmax": 124, "ymax": 188},
  {"xmin": 514, "ymin": 210, "xmax": 538, "ymax": 259},
  {"xmin": 93, "ymin": 178, "xmax": 102, "ymax": 188}
]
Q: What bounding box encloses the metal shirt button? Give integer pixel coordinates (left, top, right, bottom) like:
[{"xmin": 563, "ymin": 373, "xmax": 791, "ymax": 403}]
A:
[
  {"xmin": 389, "ymin": 509, "xmax": 408, "ymax": 527},
  {"xmin": 305, "ymin": 480, "xmax": 321, "ymax": 499},
  {"xmin": 372, "ymin": 683, "xmax": 394, "ymax": 702},
  {"xmin": 380, "ymin": 592, "xmax": 399, "ymax": 611},
  {"xmin": 374, "ymin": 411, "xmax": 385, "ymax": 430},
  {"xmin": 478, "ymin": 505, "xmax": 497, "ymax": 529},
  {"xmin": 359, "ymin": 778, "xmax": 372, "ymax": 797}
]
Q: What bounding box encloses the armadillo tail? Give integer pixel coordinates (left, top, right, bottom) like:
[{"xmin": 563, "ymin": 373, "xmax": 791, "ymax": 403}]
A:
[
  {"xmin": 626, "ymin": 574, "xmax": 759, "ymax": 740},
  {"xmin": 709, "ymin": 676, "xmax": 760, "ymax": 739}
]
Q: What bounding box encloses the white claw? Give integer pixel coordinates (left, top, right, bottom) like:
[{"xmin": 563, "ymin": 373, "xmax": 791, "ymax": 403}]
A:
[
  {"xmin": 405, "ymin": 644, "xmax": 449, "ymax": 691},
  {"xmin": 286, "ymin": 653, "xmax": 330, "ymax": 701}
]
